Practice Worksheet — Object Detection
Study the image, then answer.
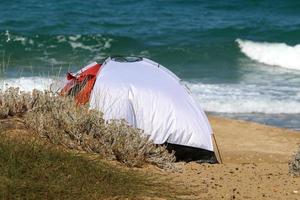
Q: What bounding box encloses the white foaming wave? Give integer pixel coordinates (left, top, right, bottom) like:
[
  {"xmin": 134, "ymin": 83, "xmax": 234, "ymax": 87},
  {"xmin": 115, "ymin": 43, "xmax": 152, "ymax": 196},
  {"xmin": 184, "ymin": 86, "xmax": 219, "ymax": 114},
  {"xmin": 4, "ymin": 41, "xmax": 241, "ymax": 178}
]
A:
[
  {"xmin": 2, "ymin": 77, "xmax": 299, "ymax": 114},
  {"xmin": 0, "ymin": 77, "xmax": 57, "ymax": 92},
  {"xmin": 186, "ymin": 82, "xmax": 300, "ymax": 114},
  {"xmin": 236, "ymin": 39, "xmax": 300, "ymax": 70},
  {"xmin": 65, "ymin": 34, "xmax": 113, "ymax": 52},
  {"xmin": 5, "ymin": 30, "xmax": 34, "ymax": 46}
]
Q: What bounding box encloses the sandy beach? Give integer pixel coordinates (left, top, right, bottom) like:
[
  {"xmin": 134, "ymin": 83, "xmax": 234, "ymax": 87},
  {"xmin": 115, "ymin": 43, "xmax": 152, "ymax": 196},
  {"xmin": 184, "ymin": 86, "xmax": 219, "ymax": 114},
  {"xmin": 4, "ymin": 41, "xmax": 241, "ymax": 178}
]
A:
[
  {"xmin": 138, "ymin": 116, "xmax": 300, "ymax": 199},
  {"xmin": 209, "ymin": 116, "xmax": 300, "ymax": 164},
  {"xmin": 1, "ymin": 115, "xmax": 300, "ymax": 199}
]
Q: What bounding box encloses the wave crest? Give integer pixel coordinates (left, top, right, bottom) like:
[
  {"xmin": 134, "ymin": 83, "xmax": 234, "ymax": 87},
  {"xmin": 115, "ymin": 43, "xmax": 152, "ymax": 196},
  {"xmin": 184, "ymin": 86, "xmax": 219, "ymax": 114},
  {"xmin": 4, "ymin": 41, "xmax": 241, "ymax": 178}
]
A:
[{"xmin": 236, "ymin": 39, "xmax": 300, "ymax": 70}]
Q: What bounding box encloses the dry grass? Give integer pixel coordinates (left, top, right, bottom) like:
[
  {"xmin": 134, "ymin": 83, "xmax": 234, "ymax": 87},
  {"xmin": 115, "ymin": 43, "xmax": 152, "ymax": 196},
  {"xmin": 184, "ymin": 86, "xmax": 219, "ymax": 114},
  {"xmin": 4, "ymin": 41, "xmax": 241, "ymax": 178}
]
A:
[
  {"xmin": 0, "ymin": 136, "xmax": 174, "ymax": 199},
  {"xmin": 0, "ymin": 87, "xmax": 175, "ymax": 168},
  {"xmin": 289, "ymin": 146, "xmax": 300, "ymax": 176}
]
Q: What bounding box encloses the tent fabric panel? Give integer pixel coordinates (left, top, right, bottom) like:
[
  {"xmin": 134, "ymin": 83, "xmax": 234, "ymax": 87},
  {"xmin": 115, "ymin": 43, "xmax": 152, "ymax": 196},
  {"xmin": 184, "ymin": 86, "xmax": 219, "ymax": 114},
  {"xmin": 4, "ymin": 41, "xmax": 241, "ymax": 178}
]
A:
[{"xmin": 90, "ymin": 58, "xmax": 213, "ymax": 151}]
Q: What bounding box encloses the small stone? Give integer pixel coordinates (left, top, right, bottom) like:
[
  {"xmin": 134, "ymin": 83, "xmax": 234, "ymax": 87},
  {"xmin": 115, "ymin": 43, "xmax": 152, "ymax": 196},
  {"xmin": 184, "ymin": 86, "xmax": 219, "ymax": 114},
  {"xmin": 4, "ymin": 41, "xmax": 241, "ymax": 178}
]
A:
[{"xmin": 293, "ymin": 190, "xmax": 298, "ymax": 194}]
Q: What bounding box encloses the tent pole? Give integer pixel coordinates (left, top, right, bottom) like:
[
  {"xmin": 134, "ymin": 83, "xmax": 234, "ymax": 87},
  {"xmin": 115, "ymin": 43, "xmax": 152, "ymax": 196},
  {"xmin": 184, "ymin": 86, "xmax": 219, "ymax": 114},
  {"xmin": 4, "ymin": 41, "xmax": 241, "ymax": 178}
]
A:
[{"xmin": 213, "ymin": 134, "xmax": 223, "ymax": 164}]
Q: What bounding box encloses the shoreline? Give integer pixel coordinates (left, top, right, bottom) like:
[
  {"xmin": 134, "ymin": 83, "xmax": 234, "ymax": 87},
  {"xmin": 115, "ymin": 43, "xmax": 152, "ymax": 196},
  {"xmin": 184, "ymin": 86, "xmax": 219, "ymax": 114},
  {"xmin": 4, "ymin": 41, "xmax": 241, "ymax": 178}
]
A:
[
  {"xmin": 208, "ymin": 115, "xmax": 300, "ymax": 164},
  {"xmin": 209, "ymin": 112, "xmax": 300, "ymax": 132}
]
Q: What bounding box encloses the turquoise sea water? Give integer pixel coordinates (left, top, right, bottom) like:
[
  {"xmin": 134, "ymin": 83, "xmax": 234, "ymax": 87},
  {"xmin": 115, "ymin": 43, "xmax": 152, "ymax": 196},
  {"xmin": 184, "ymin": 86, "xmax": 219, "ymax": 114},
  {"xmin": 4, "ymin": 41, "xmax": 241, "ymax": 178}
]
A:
[{"xmin": 0, "ymin": 0, "xmax": 300, "ymax": 130}]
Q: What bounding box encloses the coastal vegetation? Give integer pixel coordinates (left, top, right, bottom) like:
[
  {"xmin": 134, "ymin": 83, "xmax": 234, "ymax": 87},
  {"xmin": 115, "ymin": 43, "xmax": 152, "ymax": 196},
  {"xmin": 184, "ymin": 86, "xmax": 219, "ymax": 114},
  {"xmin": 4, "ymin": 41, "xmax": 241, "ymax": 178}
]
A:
[
  {"xmin": 289, "ymin": 146, "xmax": 300, "ymax": 176},
  {"xmin": 0, "ymin": 87, "xmax": 175, "ymax": 168},
  {"xmin": 0, "ymin": 136, "xmax": 168, "ymax": 199},
  {"xmin": 0, "ymin": 87, "xmax": 180, "ymax": 199}
]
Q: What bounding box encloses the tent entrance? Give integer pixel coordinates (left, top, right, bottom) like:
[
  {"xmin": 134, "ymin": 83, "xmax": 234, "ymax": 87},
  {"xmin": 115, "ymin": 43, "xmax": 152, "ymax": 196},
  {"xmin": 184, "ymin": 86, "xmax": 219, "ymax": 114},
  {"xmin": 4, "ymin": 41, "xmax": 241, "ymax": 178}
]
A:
[{"xmin": 165, "ymin": 143, "xmax": 218, "ymax": 164}]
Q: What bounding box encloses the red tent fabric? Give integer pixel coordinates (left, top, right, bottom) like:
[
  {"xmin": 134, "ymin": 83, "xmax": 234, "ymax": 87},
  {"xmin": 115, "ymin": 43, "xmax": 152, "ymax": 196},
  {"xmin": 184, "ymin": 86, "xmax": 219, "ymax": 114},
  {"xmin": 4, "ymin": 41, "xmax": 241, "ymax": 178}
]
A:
[{"xmin": 61, "ymin": 62, "xmax": 101, "ymax": 105}]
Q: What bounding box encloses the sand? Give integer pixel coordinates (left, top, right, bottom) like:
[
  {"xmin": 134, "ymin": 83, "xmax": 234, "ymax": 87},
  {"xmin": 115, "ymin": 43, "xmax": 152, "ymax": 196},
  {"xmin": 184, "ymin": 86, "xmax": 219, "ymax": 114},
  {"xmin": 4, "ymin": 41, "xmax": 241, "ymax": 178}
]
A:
[
  {"xmin": 1, "ymin": 116, "xmax": 300, "ymax": 199},
  {"xmin": 209, "ymin": 116, "xmax": 300, "ymax": 164},
  {"xmin": 145, "ymin": 116, "xmax": 300, "ymax": 199}
]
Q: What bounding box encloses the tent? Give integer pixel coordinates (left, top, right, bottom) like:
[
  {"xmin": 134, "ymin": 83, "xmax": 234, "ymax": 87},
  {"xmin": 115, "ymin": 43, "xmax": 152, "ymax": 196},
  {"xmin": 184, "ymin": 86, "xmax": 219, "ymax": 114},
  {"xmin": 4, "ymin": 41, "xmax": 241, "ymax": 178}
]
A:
[{"xmin": 61, "ymin": 56, "xmax": 215, "ymax": 161}]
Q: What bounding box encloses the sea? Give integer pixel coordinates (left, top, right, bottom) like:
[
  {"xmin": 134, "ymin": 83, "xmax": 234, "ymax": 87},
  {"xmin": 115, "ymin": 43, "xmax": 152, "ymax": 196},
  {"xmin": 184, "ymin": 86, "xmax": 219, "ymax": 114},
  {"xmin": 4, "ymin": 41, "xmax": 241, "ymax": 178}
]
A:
[{"xmin": 0, "ymin": 0, "xmax": 299, "ymax": 130}]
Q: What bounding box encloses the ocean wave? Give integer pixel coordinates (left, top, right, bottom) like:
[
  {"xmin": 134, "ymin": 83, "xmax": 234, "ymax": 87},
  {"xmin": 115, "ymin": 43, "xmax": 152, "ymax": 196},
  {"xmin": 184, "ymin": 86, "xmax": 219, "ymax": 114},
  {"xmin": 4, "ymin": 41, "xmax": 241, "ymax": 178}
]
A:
[
  {"xmin": 236, "ymin": 39, "xmax": 300, "ymax": 71},
  {"xmin": 0, "ymin": 31, "xmax": 120, "ymax": 70},
  {"xmin": 186, "ymin": 82, "xmax": 300, "ymax": 114},
  {"xmin": 1, "ymin": 31, "xmax": 114, "ymax": 52},
  {"xmin": 1, "ymin": 77, "xmax": 299, "ymax": 114}
]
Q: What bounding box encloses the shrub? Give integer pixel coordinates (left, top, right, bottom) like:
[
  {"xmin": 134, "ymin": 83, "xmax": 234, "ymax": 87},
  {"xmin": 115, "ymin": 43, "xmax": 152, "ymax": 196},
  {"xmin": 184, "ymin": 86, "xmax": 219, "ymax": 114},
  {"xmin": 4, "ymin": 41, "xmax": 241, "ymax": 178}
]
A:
[
  {"xmin": 289, "ymin": 146, "xmax": 300, "ymax": 176},
  {"xmin": 0, "ymin": 88, "xmax": 34, "ymax": 118},
  {"xmin": 0, "ymin": 87, "xmax": 175, "ymax": 168}
]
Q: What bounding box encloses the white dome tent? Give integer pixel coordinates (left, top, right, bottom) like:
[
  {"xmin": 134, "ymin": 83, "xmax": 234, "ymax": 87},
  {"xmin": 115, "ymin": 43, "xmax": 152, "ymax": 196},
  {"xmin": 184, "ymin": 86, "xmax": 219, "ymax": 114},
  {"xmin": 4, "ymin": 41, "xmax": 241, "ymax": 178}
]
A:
[{"xmin": 62, "ymin": 56, "xmax": 217, "ymax": 162}]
